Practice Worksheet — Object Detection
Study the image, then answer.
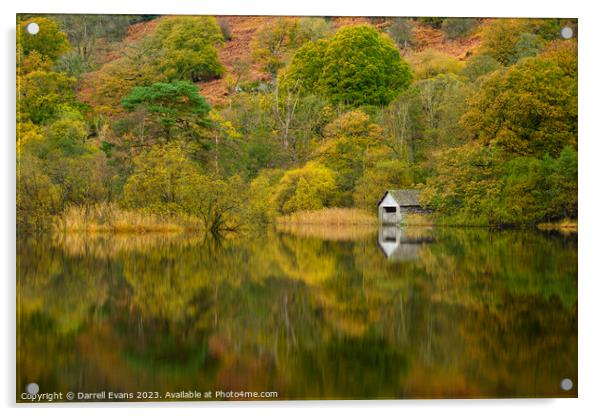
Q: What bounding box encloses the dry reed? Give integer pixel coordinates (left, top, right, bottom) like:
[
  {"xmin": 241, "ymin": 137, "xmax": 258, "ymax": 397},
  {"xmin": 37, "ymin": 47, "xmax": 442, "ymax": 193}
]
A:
[
  {"xmin": 537, "ymin": 219, "xmax": 578, "ymax": 234},
  {"xmin": 54, "ymin": 203, "xmax": 204, "ymax": 234},
  {"xmin": 277, "ymin": 208, "xmax": 377, "ymax": 226}
]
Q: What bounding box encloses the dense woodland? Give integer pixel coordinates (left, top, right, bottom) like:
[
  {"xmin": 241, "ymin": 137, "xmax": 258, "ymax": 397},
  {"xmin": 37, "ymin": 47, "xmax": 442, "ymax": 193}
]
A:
[{"xmin": 16, "ymin": 15, "xmax": 578, "ymax": 234}]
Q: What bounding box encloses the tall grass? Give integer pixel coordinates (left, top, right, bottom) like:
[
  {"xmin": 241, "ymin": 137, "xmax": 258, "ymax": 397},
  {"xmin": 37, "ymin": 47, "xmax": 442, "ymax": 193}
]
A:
[
  {"xmin": 537, "ymin": 219, "xmax": 578, "ymax": 234},
  {"xmin": 276, "ymin": 208, "xmax": 377, "ymax": 241},
  {"xmin": 403, "ymin": 212, "xmax": 434, "ymax": 226},
  {"xmin": 277, "ymin": 208, "xmax": 377, "ymax": 226},
  {"xmin": 54, "ymin": 203, "xmax": 204, "ymax": 234}
]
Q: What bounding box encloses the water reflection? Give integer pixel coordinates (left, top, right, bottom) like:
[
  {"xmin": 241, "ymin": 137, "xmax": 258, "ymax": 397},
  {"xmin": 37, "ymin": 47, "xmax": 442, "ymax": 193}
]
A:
[
  {"xmin": 377, "ymin": 225, "xmax": 434, "ymax": 261},
  {"xmin": 17, "ymin": 227, "xmax": 577, "ymax": 400}
]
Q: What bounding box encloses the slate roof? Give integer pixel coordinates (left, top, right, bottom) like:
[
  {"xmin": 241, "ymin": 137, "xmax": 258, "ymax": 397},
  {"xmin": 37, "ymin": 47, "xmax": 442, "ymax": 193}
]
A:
[{"xmin": 378, "ymin": 189, "xmax": 421, "ymax": 207}]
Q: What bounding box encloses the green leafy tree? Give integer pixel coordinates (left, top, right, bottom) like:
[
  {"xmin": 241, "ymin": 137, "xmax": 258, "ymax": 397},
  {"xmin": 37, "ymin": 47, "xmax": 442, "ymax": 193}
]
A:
[
  {"xmin": 320, "ymin": 25, "xmax": 411, "ymax": 106},
  {"xmin": 281, "ymin": 39, "xmax": 329, "ymax": 94},
  {"xmin": 284, "ymin": 25, "xmax": 412, "ymax": 106},
  {"xmin": 122, "ymin": 81, "xmax": 211, "ymax": 138},
  {"xmin": 421, "ymin": 143, "xmax": 504, "ymax": 225},
  {"xmin": 414, "ymin": 74, "xmax": 469, "ymax": 151},
  {"xmin": 43, "ymin": 110, "xmax": 89, "ymax": 156},
  {"xmin": 271, "ymin": 80, "xmax": 328, "ymax": 161},
  {"xmin": 251, "ymin": 17, "xmax": 331, "ymax": 78},
  {"xmin": 153, "ymin": 16, "xmax": 224, "ymax": 82},
  {"xmin": 221, "ymin": 91, "xmax": 291, "ymax": 176},
  {"xmin": 382, "ymin": 73, "xmax": 469, "ymax": 167},
  {"xmin": 382, "ymin": 89, "xmax": 423, "ymax": 162},
  {"xmin": 497, "ymin": 147, "xmax": 577, "ymax": 223},
  {"xmin": 23, "ymin": 109, "xmax": 110, "ymax": 206},
  {"xmin": 44, "ymin": 153, "xmax": 109, "ymax": 206}
]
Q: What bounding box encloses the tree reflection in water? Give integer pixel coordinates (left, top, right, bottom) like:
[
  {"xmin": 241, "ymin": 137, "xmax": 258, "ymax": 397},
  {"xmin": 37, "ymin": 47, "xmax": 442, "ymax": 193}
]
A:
[{"xmin": 17, "ymin": 226, "xmax": 577, "ymax": 400}]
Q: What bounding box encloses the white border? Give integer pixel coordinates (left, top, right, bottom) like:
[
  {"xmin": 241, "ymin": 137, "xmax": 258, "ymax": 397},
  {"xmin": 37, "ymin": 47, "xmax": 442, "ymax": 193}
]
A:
[{"xmin": 3, "ymin": 1, "xmax": 601, "ymax": 415}]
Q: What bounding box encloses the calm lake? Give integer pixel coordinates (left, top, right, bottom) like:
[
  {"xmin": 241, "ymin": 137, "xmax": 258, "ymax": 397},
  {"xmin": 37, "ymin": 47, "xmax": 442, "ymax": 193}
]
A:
[{"xmin": 17, "ymin": 226, "xmax": 577, "ymax": 401}]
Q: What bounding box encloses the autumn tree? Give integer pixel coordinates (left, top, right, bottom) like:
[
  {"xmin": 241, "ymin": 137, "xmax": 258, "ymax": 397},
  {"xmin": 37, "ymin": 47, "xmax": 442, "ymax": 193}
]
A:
[
  {"xmin": 382, "ymin": 89, "xmax": 422, "ymax": 162},
  {"xmin": 54, "ymin": 14, "xmax": 131, "ymax": 59},
  {"xmin": 292, "ymin": 17, "xmax": 332, "ymax": 45},
  {"xmin": 185, "ymin": 174, "xmax": 248, "ymax": 233},
  {"xmin": 121, "ymin": 143, "xmax": 201, "ymax": 213},
  {"xmin": 18, "ymin": 70, "xmax": 78, "ymax": 124},
  {"xmin": 420, "ymin": 143, "xmax": 504, "ymax": 225},
  {"xmin": 478, "ymin": 19, "xmax": 557, "ymax": 65},
  {"xmin": 414, "ymin": 74, "xmax": 469, "ymax": 152},
  {"xmin": 442, "ymin": 18, "xmax": 476, "ymax": 39},
  {"xmin": 53, "ymin": 52, "xmax": 91, "ymax": 79},
  {"xmin": 271, "ymin": 80, "xmax": 327, "ymax": 161},
  {"xmin": 17, "ymin": 153, "xmax": 62, "ymax": 232},
  {"xmin": 252, "ymin": 18, "xmax": 297, "ymax": 78},
  {"xmin": 246, "ymin": 169, "xmax": 285, "ymax": 225},
  {"xmin": 353, "ymin": 159, "xmax": 414, "ymax": 211},
  {"xmin": 18, "ymin": 17, "xmax": 71, "ymax": 62},
  {"xmin": 421, "ymin": 144, "xmax": 578, "ymax": 225},
  {"xmin": 122, "ymin": 144, "xmax": 247, "ymax": 232},
  {"xmin": 461, "ymin": 55, "xmax": 577, "ymax": 157},
  {"xmin": 461, "ymin": 54, "xmax": 500, "ymax": 82},
  {"xmin": 409, "ymin": 50, "xmax": 463, "ymax": 80},
  {"xmin": 317, "ymin": 110, "xmax": 383, "ymax": 204},
  {"xmin": 274, "ymin": 162, "xmax": 337, "ymax": 214},
  {"xmin": 387, "ymin": 18, "xmax": 414, "ymax": 50}
]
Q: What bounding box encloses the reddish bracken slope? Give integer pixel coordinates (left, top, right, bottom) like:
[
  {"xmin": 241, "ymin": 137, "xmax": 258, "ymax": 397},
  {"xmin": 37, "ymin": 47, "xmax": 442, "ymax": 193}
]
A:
[{"xmin": 84, "ymin": 16, "xmax": 483, "ymax": 108}]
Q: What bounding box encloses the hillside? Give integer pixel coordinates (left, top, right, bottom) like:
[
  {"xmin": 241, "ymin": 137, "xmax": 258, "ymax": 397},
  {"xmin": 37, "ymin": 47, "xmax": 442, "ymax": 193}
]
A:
[
  {"xmin": 105, "ymin": 16, "xmax": 485, "ymax": 106},
  {"xmin": 18, "ymin": 14, "xmax": 577, "ymax": 233}
]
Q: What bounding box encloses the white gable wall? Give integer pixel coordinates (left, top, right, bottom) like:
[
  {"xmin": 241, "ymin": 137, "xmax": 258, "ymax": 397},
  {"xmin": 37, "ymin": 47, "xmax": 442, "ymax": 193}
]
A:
[
  {"xmin": 379, "ymin": 192, "xmax": 398, "ymax": 208},
  {"xmin": 378, "ymin": 192, "xmax": 402, "ymax": 224}
]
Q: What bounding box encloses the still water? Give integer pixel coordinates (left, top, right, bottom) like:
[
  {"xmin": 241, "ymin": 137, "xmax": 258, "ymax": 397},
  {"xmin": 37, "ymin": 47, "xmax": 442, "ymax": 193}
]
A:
[{"xmin": 17, "ymin": 226, "xmax": 577, "ymax": 401}]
